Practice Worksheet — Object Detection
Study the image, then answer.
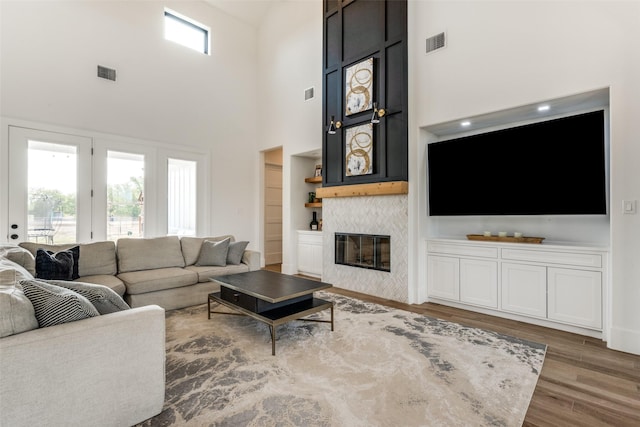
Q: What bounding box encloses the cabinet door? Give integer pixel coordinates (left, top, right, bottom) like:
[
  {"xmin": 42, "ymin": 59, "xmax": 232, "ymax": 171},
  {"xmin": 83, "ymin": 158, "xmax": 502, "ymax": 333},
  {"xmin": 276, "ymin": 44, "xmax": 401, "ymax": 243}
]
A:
[
  {"xmin": 427, "ymin": 255, "xmax": 460, "ymax": 301},
  {"xmin": 460, "ymin": 259, "xmax": 498, "ymax": 308},
  {"xmin": 297, "ymin": 235, "xmax": 323, "ymax": 278},
  {"xmin": 501, "ymin": 262, "xmax": 547, "ymax": 318},
  {"xmin": 548, "ymin": 267, "xmax": 602, "ymax": 329}
]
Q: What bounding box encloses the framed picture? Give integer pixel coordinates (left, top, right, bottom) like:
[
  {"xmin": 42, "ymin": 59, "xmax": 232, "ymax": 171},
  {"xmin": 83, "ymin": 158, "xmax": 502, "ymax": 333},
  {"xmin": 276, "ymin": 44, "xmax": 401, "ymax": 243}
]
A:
[
  {"xmin": 345, "ymin": 57, "xmax": 374, "ymax": 116},
  {"xmin": 345, "ymin": 123, "xmax": 373, "ymax": 176},
  {"xmin": 314, "ymin": 164, "xmax": 322, "ymax": 177}
]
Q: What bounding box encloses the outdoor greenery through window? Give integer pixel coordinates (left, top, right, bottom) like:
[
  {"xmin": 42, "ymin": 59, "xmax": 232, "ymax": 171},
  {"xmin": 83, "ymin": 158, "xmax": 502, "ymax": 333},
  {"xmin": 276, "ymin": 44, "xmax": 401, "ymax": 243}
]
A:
[
  {"xmin": 107, "ymin": 151, "xmax": 145, "ymax": 241},
  {"xmin": 164, "ymin": 8, "xmax": 209, "ymax": 54}
]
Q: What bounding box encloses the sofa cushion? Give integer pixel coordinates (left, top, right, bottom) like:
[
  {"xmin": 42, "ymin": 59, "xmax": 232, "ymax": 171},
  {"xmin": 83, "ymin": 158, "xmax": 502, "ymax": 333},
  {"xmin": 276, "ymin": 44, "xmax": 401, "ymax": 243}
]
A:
[
  {"xmin": 35, "ymin": 246, "xmax": 80, "ymax": 280},
  {"xmin": 196, "ymin": 238, "xmax": 230, "ymax": 266},
  {"xmin": 227, "ymin": 241, "xmax": 249, "ymax": 265},
  {"xmin": 185, "ymin": 263, "xmax": 250, "ymax": 283},
  {"xmin": 20, "ymin": 241, "xmax": 117, "ymax": 277},
  {"xmin": 180, "ymin": 235, "xmax": 235, "ymax": 266},
  {"xmin": 20, "ymin": 279, "xmax": 99, "ymax": 328},
  {"xmin": 74, "ymin": 274, "xmax": 126, "ymax": 297},
  {"xmin": 44, "ymin": 280, "xmax": 130, "ymax": 314},
  {"xmin": 117, "ymin": 236, "xmax": 185, "ymax": 273},
  {"xmin": 0, "ymin": 258, "xmax": 34, "ymax": 282},
  {"xmin": 0, "ymin": 286, "xmax": 39, "ymax": 337},
  {"xmin": 1, "ymin": 245, "xmax": 36, "ymax": 276},
  {"xmin": 118, "ymin": 267, "xmax": 198, "ymax": 295}
]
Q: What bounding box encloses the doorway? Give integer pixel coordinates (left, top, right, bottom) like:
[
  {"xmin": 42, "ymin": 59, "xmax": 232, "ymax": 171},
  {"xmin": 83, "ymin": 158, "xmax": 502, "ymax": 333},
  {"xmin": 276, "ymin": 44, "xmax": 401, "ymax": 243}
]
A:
[{"xmin": 263, "ymin": 148, "xmax": 283, "ymax": 266}]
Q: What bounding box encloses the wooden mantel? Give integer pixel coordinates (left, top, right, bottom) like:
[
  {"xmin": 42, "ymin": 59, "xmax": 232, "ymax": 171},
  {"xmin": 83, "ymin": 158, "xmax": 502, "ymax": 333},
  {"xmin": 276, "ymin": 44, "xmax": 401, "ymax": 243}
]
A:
[{"xmin": 315, "ymin": 181, "xmax": 408, "ymax": 198}]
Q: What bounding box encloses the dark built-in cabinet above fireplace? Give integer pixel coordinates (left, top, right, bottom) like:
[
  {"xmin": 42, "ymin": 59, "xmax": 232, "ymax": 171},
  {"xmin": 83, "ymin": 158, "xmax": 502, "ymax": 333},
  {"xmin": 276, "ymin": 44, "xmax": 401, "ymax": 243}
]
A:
[{"xmin": 322, "ymin": 0, "xmax": 408, "ymax": 188}]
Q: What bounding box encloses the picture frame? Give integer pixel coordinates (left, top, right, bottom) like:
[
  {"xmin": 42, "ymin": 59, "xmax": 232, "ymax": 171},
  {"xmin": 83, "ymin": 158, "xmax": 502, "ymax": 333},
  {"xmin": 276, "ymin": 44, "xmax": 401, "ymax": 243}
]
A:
[
  {"xmin": 314, "ymin": 164, "xmax": 322, "ymax": 177},
  {"xmin": 345, "ymin": 123, "xmax": 373, "ymax": 176},
  {"xmin": 345, "ymin": 57, "xmax": 374, "ymax": 116}
]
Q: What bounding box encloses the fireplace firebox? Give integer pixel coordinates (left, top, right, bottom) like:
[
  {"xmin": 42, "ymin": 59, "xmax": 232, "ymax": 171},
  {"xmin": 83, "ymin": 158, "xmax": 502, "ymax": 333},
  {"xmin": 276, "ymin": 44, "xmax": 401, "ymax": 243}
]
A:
[{"xmin": 335, "ymin": 233, "xmax": 390, "ymax": 272}]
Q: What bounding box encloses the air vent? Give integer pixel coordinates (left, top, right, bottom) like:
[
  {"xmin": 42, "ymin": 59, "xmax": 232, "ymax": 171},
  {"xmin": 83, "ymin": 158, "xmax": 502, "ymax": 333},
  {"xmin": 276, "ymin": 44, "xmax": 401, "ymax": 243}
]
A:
[
  {"xmin": 426, "ymin": 32, "xmax": 446, "ymax": 54},
  {"xmin": 304, "ymin": 87, "xmax": 314, "ymax": 101},
  {"xmin": 97, "ymin": 65, "xmax": 116, "ymax": 81}
]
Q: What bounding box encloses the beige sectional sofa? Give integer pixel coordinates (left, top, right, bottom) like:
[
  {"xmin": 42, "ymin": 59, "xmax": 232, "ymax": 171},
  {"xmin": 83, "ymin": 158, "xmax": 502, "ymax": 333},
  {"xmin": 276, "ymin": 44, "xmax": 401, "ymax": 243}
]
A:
[
  {"xmin": 0, "ymin": 234, "xmax": 260, "ymax": 426},
  {"xmin": 0, "ymin": 244, "xmax": 166, "ymax": 427},
  {"xmin": 18, "ymin": 234, "xmax": 260, "ymax": 311}
]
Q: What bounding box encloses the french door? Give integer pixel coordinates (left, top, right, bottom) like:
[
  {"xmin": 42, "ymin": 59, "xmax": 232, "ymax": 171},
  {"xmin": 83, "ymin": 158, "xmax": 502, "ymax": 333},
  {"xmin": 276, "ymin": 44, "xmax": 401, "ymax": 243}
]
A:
[{"xmin": 8, "ymin": 126, "xmax": 93, "ymax": 244}]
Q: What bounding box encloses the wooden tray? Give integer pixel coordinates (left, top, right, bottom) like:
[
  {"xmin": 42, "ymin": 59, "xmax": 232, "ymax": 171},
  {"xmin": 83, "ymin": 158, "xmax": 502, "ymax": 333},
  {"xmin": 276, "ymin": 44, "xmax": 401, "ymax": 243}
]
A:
[{"xmin": 466, "ymin": 234, "xmax": 545, "ymax": 244}]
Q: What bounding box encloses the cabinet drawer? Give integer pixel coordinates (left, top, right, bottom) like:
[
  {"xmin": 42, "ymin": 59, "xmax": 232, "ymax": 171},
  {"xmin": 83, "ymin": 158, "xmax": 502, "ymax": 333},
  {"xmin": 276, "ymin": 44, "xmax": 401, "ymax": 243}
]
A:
[
  {"xmin": 428, "ymin": 242, "xmax": 498, "ymax": 258},
  {"xmin": 297, "ymin": 231, "xmax": 323, "ymax": 245},
  {"xmin": 220, "ymin": 286, "xmax": 310, "ymax": 313},
  {"xmin": 501, "ymin": 248, "xmax": 602, "ymax": 268}
]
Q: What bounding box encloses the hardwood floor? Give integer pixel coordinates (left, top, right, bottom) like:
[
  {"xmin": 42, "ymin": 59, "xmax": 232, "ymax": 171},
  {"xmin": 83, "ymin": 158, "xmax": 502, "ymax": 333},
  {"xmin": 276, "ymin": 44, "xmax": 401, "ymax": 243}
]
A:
[{"xmin": 265, "ymin": 265, "xmax": 640, "ymax": 426}]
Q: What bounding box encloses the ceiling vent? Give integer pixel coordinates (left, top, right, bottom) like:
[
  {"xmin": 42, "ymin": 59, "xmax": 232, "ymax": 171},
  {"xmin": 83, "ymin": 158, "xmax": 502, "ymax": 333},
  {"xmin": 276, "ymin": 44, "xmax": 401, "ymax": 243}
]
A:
[
  {"xmin": 426, "ymin": 32, "xmax": 446, "ymax": 54},
  {"xmin": 304, "ymin": 87, "xmax": 314, "ymax": 101},
  {"xmin": 97, "ymin": 65, "xmax": 116, "ymax": 81}
]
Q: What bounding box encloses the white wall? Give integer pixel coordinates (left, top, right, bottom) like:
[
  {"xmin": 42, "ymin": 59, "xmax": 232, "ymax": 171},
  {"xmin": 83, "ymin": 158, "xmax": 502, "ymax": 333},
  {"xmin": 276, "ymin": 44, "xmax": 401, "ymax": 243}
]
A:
[
  {"xmin": 409, "ymin": 1, "xmax": 640, "ymax": 354},
  {"xmin": 257, "ymin": 1, "xmax": 322, "ymax": 274},
  {"xmin": 0, "ymin": 0, "xmax": 259, "ymax": 244}
]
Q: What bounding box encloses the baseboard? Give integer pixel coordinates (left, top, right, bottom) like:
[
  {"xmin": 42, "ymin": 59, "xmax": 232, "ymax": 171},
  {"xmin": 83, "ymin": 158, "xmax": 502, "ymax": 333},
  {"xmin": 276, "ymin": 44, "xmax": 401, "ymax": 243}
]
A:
[{"xmin": 607, "ymin": 326, "xmax": 640, "ymax": 355}]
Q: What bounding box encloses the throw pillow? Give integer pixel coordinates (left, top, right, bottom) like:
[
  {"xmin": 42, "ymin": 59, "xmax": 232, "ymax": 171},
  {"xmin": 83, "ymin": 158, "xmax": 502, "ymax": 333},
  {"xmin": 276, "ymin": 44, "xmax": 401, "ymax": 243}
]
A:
[
  {"xmin": 195, "ymin": 238, "xmax": 230, "ymax": 266},
  {"xmin": 21, "ymin": 279, "xmax": 99, "ymax": 328},
  {"xmin": 44, "ymin": 280, "xmax": 130, "ymax": 314},
  {"xmin": 35, "ymin": 246, "xmax": 80, "ymax": 280},
  {"xmin": 0, "ymin": 286, "xmax": 39, "ymax": 337},
  {"xmin": 0, "ymin": 267, "xmax": 16, "ymax": 287},
  {"xmin": 0, "ymin": 258, "xmax": 34, "ymax": 282},
  {"xmin": 226, "ymin": 241, "xmax": 249, "ymax": 265}
]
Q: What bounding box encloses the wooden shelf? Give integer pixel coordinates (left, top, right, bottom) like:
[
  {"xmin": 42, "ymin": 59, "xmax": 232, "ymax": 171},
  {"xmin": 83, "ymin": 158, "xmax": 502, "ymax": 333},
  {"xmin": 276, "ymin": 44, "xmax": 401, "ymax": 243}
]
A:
[
  {"xmin": 305, "ymin": 176, "xmax": 322, "ymax": 184},
  {"xmin": 316, "ymin": 181, "xmax": 408, "ymax": 198},
  {"xmin": 305, "ymin": 202, "xmax": 322, "ymax": 208}
]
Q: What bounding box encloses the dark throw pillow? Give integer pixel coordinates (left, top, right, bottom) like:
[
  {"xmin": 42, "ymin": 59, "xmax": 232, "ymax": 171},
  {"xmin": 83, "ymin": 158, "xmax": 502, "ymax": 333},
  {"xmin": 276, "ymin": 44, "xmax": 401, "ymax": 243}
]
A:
[
  {"xmin": 44, "ymin": 280, "xmax": 130, "ymax": 314},
  {"xmin": 196, "ymin": 238, "xmax": 231, "ymax": 267},
  {"xmin": 21, "ymin": 279, "xmax": 99, "ymax": 328},
  {"xmin": 35, "ymin": 246, "xmax": 80, "ymax": 280},
  {"xmin": 227, "ymin": 241, "xmax": 249, "ymax": 265}
]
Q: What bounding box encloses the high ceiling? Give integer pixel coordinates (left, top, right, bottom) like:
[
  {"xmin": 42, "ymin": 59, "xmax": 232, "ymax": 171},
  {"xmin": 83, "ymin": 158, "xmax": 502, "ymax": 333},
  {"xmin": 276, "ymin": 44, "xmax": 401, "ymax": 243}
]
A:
[{"xmin": 203, "ymin": 0, "xmax": 278, "ymax": 27}]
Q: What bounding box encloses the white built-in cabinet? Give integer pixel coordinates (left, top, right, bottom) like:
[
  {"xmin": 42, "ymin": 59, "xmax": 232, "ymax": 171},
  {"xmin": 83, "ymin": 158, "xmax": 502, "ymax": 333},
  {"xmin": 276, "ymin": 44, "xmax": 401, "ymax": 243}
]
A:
[
  {"xmin": 427, "ymin": 239, "xmax": 607, "ymax": 335},
  {"xmin": 297, "ymin": 230, "xmax": 323, "ymax": 279}
]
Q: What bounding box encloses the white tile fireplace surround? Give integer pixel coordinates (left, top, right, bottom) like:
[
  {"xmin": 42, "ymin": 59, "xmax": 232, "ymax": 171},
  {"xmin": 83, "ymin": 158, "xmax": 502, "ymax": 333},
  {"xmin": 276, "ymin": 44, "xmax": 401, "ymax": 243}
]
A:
[{"xmin": 322, "ymin": 194, "xmax": 409, "ymax": 303}]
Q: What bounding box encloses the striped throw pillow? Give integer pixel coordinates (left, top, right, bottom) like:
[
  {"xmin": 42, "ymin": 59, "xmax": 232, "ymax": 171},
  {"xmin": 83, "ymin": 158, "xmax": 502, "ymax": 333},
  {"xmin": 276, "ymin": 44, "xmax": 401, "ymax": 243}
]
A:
[{"xmin": 20, "ymin": 279, "xmax": 99, "ymax": 328}]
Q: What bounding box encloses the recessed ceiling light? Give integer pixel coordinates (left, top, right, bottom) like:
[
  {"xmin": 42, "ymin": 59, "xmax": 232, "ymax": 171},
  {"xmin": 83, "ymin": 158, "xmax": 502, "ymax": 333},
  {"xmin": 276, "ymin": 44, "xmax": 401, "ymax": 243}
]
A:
[
  {"xmin": 537, "ymin": 105, "xmax": 550, "ymax": 112},
  {"xmin": 461, "ymin": 121, "xmax": 471, "ymax": 127}
]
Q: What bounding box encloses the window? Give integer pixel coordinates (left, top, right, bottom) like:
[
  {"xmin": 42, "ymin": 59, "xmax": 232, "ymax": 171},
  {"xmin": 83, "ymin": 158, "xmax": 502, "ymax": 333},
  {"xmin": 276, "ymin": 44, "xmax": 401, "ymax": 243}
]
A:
[
  {"xmin": 164, "ymin": 9, "xmax": 209, "ymax": 54},
  {"xmin": 107, "ymin": 151, "xmax": 145, "ymax": 241}
]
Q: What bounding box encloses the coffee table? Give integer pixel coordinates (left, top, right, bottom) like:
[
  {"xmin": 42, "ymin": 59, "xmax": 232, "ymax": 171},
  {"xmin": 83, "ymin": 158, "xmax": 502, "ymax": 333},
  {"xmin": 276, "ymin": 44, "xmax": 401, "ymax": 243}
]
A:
[{"xmin": 208, "ymin": 270, "xmax": 334, "ymax": 355}]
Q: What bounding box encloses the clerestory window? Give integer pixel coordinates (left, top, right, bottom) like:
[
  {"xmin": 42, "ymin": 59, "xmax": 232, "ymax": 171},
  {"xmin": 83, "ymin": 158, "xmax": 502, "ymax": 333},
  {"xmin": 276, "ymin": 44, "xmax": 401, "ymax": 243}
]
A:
[{"xmin": 164, "ymin": 8, "xmax": 210, "ymax": 55}]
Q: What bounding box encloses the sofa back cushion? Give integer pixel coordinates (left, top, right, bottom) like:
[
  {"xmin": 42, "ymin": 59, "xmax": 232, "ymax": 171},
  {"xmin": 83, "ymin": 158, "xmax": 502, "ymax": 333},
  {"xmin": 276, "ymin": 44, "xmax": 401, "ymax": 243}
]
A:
[
  {"xmin": 19, "ymin": 241, "xmax": 117, "ymax": 277},
  {"xmin": 180, "ymin": 235, "xmax": 235, "ymax": 266},
  {"xmin": 117, "ymin": 236, "xmax": 185, "ymax": 273}
]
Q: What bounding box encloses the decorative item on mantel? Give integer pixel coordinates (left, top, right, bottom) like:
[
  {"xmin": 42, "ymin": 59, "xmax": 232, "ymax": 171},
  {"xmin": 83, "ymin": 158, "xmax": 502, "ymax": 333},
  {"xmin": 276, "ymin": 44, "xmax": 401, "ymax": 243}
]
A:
[{"xmin": 467, "ymin": 234, "xmax": 545, "ymax": 244}]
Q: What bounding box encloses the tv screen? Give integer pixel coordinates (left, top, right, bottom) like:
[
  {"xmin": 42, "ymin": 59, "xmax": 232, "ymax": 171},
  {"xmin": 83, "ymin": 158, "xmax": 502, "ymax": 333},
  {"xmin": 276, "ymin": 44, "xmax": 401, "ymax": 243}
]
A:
[{"xmin": 427, "ymin": 110, "xmax": 607, "ymax": 216}]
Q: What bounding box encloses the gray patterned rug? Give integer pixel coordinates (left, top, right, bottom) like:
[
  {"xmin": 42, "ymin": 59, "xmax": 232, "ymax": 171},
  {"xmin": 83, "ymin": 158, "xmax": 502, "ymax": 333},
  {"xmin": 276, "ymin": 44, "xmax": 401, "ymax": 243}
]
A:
[{"xmin": 137, "ymin": 291, "xmax": 546, "ymax": 426}]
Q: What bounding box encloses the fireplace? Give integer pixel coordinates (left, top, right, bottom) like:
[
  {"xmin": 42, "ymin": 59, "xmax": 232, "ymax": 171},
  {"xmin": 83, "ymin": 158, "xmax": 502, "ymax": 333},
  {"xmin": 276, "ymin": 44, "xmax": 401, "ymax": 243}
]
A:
[{"xmin": 335, "ymin": 233, "xmax": 390, "ymax": 272}]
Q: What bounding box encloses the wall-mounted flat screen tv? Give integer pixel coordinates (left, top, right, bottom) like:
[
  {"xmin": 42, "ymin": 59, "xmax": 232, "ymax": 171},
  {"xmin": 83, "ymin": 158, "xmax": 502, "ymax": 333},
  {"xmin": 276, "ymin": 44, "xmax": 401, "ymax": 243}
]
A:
[{"xmin": 427, "ymin": 110, "xmax": 607, "ymax": 216}]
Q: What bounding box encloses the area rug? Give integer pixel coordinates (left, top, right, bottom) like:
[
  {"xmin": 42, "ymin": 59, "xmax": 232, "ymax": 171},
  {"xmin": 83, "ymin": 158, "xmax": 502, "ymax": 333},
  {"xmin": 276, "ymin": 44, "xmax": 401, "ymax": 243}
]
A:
[{"xmin": 137, "ymin": 291, "xmax": 546, "ymax": 426}]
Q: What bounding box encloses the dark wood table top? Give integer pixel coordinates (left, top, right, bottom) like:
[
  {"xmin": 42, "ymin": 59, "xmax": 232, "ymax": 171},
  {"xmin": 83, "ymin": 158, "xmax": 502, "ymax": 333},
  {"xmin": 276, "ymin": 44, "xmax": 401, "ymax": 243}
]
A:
[{"xmin": 211, "ymin": 270, "xmax": 332, "ymax": 303}]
